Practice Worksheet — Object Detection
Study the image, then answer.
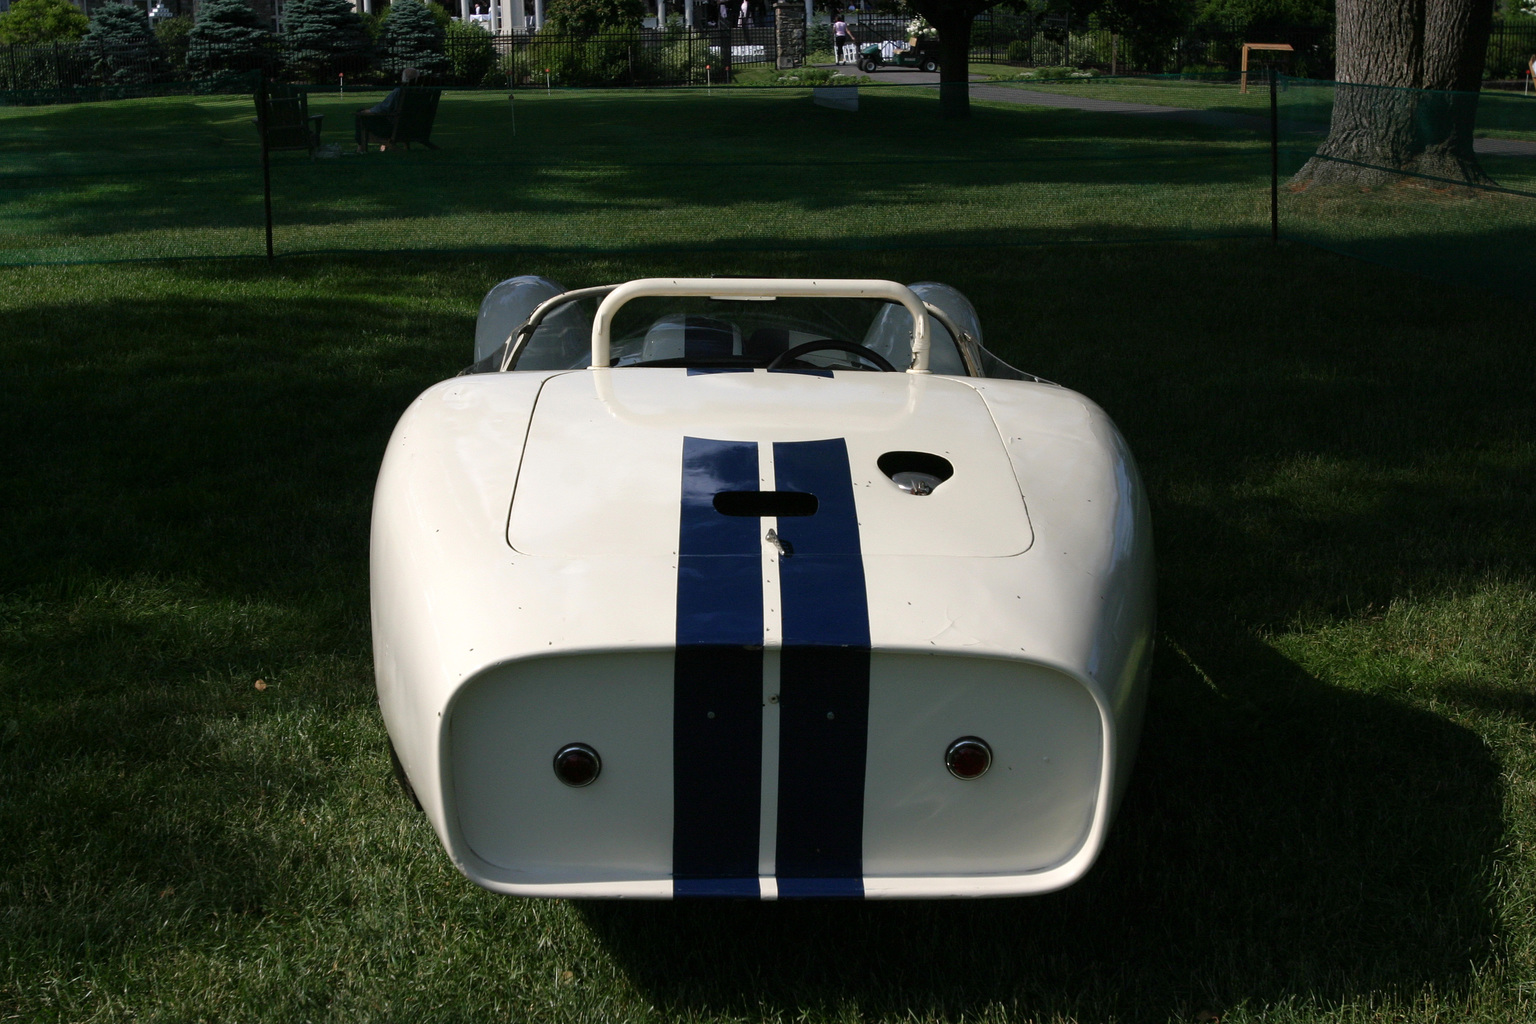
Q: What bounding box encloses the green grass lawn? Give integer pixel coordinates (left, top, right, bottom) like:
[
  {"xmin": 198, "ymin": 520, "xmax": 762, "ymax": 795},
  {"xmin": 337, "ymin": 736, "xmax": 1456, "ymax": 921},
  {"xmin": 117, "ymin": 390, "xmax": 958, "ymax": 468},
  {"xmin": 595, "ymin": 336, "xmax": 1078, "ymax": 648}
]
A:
[
  {"xmin": 2, "ymin": 239, "xmax": 1535, "ymax": 1023},
  {"xmin": 993, "ymin": 75, "xmax": 1277, "ymax": 116},
  {"xmin": 0, "ymin": 87, "xmax": 1275, "ymax": 263},
  {"xmin": 4, "ymin": 85, "xmax": 1527, "ymax": 297}
]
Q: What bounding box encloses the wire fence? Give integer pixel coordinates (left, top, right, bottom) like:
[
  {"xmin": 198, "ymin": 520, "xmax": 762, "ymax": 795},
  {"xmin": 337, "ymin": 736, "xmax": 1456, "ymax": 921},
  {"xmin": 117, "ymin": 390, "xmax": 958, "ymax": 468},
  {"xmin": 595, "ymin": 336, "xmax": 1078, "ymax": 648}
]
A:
[{"xmin": 0, "ymin": 75, "xmax": 1531, "ymax": 300}]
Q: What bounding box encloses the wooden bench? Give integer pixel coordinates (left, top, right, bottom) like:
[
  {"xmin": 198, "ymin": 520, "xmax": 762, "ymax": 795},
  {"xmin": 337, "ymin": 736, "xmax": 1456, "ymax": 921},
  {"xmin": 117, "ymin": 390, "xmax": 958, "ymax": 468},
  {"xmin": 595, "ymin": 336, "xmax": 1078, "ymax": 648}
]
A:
[
  {"xmin": 355, "ymin": 87, "xmax": 442, "ymax": 152},
  {"xmin": 254, "ymin": 84, "xmax": 324, "ymax": 157}
]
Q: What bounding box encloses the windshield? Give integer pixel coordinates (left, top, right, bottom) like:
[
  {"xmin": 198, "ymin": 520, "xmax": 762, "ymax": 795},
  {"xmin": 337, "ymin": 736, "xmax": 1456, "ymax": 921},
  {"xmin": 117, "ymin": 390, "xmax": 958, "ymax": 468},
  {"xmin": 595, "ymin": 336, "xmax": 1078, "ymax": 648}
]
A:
[{"xmin": 509, "ymin": 294, "xmax": 974, "ymax": 374}]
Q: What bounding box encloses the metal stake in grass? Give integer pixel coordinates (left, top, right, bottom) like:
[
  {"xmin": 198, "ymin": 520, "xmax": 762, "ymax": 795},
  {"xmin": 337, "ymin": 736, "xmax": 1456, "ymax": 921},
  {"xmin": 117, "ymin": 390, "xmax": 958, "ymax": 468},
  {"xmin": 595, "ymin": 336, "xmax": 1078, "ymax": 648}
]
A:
[
  {"xmin": 257, "ymin": 75, "xmax": 274, "ymax": 263},
  {"xmin": 707, "ymin": 63, "xmax": 712, "ymax": 94},
  {"xmin": 508, "ymin": 89, "xmax": 516, "ymax": 135}
]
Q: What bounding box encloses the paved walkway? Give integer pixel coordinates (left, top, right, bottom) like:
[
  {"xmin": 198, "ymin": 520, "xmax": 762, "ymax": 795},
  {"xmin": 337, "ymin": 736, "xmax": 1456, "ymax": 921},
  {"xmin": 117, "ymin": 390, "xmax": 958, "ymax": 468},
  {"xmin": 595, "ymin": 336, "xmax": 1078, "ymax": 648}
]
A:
[
  {"xmin": 810, "ymin": 71, "xmax": 1535, "ymax": 158},
  {"xmin": 967, "ymin": 84, "xmax": 1536, "ymax": 157}
]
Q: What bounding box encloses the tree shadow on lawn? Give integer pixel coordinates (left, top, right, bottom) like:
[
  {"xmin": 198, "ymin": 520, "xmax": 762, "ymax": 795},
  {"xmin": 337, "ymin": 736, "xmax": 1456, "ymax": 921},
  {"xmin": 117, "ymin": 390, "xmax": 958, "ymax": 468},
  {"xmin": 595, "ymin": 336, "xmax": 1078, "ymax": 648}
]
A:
[
  {"xmin": 0, "ymin": 245, "xmax": 1526, "ymax": 1012},
  {"xmin": 0, "ymin": 91, "xmax": 1270, "ymax": 243},
  {"xmin": 579, "ymin": 242, "xmax": 1532, "ymax": 1018},
  {"xmin": 581, "ymin": 636, "xmax": 1503, "ymax": 1020},
  {"xmin": 0, "ymin": 96, "xmax": 258, "ymax": 178}
]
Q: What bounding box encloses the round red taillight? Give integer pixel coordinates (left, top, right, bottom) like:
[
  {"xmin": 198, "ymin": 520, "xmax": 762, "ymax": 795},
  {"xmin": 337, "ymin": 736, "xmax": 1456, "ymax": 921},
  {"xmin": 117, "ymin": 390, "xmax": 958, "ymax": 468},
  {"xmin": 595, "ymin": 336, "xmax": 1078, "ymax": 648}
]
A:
[
  {"xmin": 945, "ymin": 737, "xmax": 992, "ymax": 780},
  {"xmin": 553, "ymin": 743, "xmax": 602, "ymax": 787}
]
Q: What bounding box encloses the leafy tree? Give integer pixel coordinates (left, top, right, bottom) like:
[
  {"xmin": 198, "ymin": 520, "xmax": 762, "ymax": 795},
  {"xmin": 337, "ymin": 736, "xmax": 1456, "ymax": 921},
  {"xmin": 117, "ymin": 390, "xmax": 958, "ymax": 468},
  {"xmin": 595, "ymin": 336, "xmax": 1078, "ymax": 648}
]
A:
[
  {"xmin": 83, "ymin": 1, "xmax": 167, "ymax": 85},
  {"xmin": 1192, "ymin": 0, "xmax": 1330, "ymax": 26},
  {"xmin": 544, "ymin": 0, "xmax": 645, "ymax": 37},
  {"xmin": 186, "ymin": 0, "xmax": 274, "ymax": 75},
  {"xmin": 446, "ymin": 17, "xmax": 496, "ymax": 84},
  {"xmin": 1086, "ymin": 0, "xmax": 1191, "ymax": 68},
  {"xmin": 377, "ymin": 0, "xmax": 449, "ymax": 75},
  {"xmin": 282, "ymin": 0, "xmax": 370, "ymax": 79},
  {"xmin": 1292, "ymin": 0, "xmax": 1494, "ymax": 186},
  {"xmin": 0, "ymin": 0, "xmax": 89, "ymax": 44}
]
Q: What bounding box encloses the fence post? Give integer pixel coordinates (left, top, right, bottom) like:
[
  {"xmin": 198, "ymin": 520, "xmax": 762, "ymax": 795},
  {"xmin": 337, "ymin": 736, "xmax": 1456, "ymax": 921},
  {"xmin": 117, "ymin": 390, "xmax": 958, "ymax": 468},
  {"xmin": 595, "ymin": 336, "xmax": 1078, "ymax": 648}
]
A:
[
  {"xmin": 1270, "ymin": 69, "xmax": 1279, "ymax": 245},
  {"xmin": 257, "ymin": 75, "xmax": 274, "ymax": 263}
]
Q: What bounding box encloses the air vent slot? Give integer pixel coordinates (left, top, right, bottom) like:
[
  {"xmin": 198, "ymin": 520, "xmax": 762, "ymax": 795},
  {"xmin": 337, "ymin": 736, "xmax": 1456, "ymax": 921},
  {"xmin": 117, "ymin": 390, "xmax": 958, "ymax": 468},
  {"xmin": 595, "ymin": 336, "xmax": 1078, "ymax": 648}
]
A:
[{"xmin": 713, "ymin": 491, "xmax": 819, "ymax": 517}]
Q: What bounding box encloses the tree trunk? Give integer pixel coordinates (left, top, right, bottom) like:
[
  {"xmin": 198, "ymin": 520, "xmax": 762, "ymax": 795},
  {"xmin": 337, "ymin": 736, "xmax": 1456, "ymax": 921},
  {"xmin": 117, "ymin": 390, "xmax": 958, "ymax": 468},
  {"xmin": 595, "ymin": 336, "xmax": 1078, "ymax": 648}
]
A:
[
  {"xmin": 917, "ymin": 3, "xmax": 974, "ymax": 119},
  {"xmin": 1293, "ymin": 0, "xmax": 1495, "ymax": 187}
]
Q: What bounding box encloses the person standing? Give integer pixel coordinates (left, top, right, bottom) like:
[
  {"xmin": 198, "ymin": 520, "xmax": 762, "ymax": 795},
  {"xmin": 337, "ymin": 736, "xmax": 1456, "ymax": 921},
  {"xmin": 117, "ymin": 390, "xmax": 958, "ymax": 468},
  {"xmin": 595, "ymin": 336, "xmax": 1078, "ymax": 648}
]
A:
[
  {"xmin": 739, "ymin": 0, "xmax": 749, "ymax": 27},
  {"xmin": 832, "ymin": 13, "xmax": 856, "ymax": 63}
]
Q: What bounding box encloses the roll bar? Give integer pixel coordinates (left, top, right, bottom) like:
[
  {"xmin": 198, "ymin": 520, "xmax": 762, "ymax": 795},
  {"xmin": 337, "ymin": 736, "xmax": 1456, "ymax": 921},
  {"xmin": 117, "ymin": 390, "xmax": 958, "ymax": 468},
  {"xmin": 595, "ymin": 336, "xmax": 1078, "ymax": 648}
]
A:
[{"xmin": 588, "ymin": 278, "xmax": 933, "ymax": 374}]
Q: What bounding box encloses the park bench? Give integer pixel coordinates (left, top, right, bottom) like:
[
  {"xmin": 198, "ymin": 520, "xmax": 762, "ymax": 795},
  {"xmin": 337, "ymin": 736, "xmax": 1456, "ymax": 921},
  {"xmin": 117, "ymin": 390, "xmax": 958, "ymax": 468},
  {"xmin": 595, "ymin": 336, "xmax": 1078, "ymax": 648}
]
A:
[
  {"xmin": 254, "ymin": 84, "xmax": 324, "ymax": 157},
  {"xmin": 356, "ymin": 88, "xmax": 442, "ymax": 153}
]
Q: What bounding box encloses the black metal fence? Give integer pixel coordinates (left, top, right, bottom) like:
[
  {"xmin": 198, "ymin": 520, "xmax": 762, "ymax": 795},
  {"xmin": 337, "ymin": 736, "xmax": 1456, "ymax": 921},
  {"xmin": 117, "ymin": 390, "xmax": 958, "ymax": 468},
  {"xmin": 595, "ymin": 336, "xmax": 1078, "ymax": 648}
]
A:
[{"xmin": 3, "ymin": 20, "xmax": 1535, "ymax": 98}]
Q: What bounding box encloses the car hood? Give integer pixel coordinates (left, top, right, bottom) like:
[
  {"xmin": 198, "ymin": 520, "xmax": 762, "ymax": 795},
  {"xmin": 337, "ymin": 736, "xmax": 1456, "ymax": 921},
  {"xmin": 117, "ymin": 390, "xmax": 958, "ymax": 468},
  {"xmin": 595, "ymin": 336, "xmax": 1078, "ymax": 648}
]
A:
[{"xmin": 506, "ymin": 368, "xmax": 1034, "ymax": 560}]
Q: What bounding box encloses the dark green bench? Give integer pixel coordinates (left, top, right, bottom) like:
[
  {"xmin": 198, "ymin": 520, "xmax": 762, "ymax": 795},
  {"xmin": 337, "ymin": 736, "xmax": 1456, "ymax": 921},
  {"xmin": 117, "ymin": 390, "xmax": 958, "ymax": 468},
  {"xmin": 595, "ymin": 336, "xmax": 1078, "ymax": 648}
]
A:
[
  {"xmin": 254, "ymin": 84, "xmax": 323, "ymax": 157},
  {"xmin": 355, "ymin": 87, "xmax": 442, "ymax": 152}
]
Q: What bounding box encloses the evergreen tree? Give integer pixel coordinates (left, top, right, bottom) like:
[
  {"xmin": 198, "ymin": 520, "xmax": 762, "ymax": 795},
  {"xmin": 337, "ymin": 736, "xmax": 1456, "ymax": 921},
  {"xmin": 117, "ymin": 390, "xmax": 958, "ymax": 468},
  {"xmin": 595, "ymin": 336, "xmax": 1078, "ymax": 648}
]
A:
[
  {"xmin": 0, "ymin": 0, "xmax": 89, "ymax": 45},
  {"xmin": 83, "ymin": 1, "xmax": 167, "ymax": 85},
  {"xmin": 377, "ymin": 0, "xmax": 448, "ymax": 75},
  {"xmin": 282, "ymin": 0, "xmax": 369, "ymax": 79},
  {"xmin": 187, "ymin": 0, "xmax": 274, "ymax": 76}
]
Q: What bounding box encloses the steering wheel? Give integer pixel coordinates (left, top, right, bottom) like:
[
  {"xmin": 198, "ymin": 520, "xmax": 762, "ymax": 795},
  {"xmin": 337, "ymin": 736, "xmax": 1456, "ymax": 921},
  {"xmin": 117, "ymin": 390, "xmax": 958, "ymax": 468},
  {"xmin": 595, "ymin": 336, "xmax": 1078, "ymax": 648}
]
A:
[{"xmin": 766, "ymin": 339, "xmax": 898, "ymax": 372}]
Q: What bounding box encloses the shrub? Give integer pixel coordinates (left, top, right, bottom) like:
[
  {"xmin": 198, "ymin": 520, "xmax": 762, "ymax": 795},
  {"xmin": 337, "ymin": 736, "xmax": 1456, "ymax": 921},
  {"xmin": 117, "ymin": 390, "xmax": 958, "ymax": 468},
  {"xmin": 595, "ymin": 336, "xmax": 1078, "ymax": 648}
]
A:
[
  {"xmin": 153, "ymin": 14, "xmax": 192, "ymax": 72},
  {"xmin": 771, "ymin": 65, "xmax": 856, "ymax": 85},
  {"xmin": 1005, "ymin": 38, "xmax": 1028, "ymax": 62},
  {"xmin": 0, "ymin": 0, "xmax": 89, "ymax": 44},
  {"xmin": 498, "ymin": 46, "xmax": 532, "ymax": 84},
  {"xmin": 561, "ymin": 32, "xmax": 635, "ymax": 85},
  {"xmin": 377, "ymin": 0, "xmax": 449, "ymax": 75},
  {"xmin": 446, "ymin": 17, "xmax": 495, "ymax": 84},
  {"xmin": 1010, "ymin": 65, "xmax": 1098, "ymax": 80},
  {"xmin": 185, "ymin": 0, "xmax": 273, "ymax": 77},
  {"xmin": 83, "ymin": 1, "xmax": 168, "ymax": 85},
  {"xmin": 0, "ymin": 39, "xmax": 92, "ymax": 88},
  {"xmin": 282, "ymin": 0, "xmax": 370, "ymax": 79},
  {"xmin": 656, "ymin": 36, "xmax": 704, "ymax": 82}
]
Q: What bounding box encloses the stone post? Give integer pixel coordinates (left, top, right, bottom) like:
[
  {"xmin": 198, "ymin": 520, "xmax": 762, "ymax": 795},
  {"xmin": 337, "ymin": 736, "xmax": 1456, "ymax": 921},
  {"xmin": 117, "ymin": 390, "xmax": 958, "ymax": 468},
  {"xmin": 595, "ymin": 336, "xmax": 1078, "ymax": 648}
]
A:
[{"xmin": 773, "ymin": 0, "xmax": 804, "ymax": 69}]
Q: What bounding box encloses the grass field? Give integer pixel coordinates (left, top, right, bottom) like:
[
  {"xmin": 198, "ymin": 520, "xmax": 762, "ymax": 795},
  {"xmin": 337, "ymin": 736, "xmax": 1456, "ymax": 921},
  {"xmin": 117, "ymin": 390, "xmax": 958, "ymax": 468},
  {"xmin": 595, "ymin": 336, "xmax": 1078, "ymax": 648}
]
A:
[
  {"xmin": 2, "ymin": 237, "xmax": 1535, "ymax": 1023},
  {"xmin": 2, "ymin": 84, "xmax": 1530, "ymax": 302},
  {"xmin": 0, "ymin": 87, "xmax": 1277, "ymax": 263}
]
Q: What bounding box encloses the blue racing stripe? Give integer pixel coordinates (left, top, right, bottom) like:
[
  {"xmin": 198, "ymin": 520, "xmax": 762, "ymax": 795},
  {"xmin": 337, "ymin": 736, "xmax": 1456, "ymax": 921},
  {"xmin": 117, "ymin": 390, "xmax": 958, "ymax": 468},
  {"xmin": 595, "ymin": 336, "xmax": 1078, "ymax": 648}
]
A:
[
  {"xmin": 673, "ymin": 437, "xmax": 763, "ymax": 898},
  {"xmin": 676, "ymin": 438, "xmax": 763, "ymax": 647},
  {"xmin": 772, "ymin": 439, "xmax": 870, "ymax": 648},
  {"xmin": 770, "ymin": 438, "xmax": 870, "ymax": 899}
]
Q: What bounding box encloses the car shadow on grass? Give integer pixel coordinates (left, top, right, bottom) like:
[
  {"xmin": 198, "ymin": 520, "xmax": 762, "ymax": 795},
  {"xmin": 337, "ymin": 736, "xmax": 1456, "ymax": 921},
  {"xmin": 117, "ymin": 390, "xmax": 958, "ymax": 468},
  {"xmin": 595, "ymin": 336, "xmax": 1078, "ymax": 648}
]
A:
[{"xmin": 578, "ymin": 635, "xmax": 1504, "ymax": 1020}]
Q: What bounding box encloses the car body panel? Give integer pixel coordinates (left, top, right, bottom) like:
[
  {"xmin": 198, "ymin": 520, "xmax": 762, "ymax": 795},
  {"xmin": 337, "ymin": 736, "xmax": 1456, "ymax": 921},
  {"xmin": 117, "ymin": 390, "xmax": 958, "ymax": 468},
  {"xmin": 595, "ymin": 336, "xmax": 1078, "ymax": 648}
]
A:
[{"xmin": 371, "ymin": 279, "xmax": 1154, "ymax": 899}]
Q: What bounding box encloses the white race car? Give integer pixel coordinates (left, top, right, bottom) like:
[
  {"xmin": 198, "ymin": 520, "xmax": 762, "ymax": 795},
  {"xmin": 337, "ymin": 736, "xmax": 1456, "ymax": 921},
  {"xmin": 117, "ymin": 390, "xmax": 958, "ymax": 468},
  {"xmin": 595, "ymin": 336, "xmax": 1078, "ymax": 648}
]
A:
[{"xmin": 371, "ymin": 277, "xmax": 1154, "ymax": 899}]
